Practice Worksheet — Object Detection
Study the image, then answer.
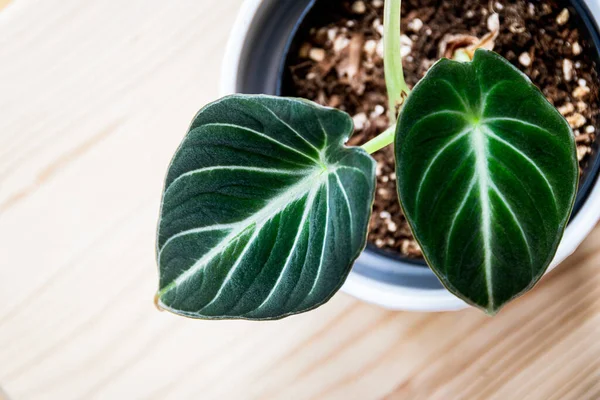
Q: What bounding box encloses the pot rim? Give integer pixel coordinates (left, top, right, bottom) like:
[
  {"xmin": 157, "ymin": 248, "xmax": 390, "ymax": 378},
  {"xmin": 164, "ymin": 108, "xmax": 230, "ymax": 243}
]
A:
[{"xmin": 220, "ymin": 0, "xmax": 600, "ymax": 312}]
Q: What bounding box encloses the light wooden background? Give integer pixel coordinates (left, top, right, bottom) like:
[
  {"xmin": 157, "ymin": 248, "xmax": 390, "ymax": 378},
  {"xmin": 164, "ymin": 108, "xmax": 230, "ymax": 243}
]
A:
[{"xmin": 0, "ymin": 1, "xmax": 599, "ymax": 399}]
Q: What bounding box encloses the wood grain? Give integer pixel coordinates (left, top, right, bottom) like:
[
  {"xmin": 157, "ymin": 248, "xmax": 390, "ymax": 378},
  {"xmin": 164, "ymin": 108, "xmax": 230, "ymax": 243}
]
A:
[{"xmin": 0, "ymin": 1, "xmax": 598, "ymax": 399}]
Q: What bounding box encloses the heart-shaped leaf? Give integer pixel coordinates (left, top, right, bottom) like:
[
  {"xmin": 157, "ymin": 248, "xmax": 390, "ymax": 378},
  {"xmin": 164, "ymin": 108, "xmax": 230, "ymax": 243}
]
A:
[
  {"xmin": 156, "ymin": 95, "xmax": 375, "ymax": 320},
  {"xmin": 395, "ymin": 50, "xmax": 578, "ymax": 314}
]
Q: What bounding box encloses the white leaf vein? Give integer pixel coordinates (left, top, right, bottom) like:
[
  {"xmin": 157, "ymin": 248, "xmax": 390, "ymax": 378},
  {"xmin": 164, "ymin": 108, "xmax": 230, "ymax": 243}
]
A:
[
  {"xmin": 248, "ymin": 187, "xmax": 320, "ymax": 314},
  {"xmin": 437, "ymin": 79, "xmax": 470, "ymax": 112},
  {"xmin": 334, "ymin": 171, "xmax": 354, "ymax": 238},
  {"xmin": 416, "ymin": 127, "xmax": 472, "ymax": 204},
  {"xmin": 445, "ymin": 176, "xmax": 477, "ymax": 262},
  {"xmin": 490, "ymin": 182, "xmax": 534, "ymax": 269},
  {"xmin": 484, "ymin": 127, "xmax": 557, "ymax": 206},
  {"xmin": 304, "ymin": 176, "xmax": 331, "ymax": 302},
  {"xmin": 472, "ymin": 126, "xmax": 494, "ymax": 309},
  {"xmin": 483, "ymin": 117, "xmax": 552, "ymax": 136},
  {"xmin": 203, "ymin": 122, "xmax": 319, "ymax": 163},
  {"xmin": 257, "ymin": 103, "xmax": 323, "ymax": 155},
  {"xmin": 157, "ymin": 169, "xmax": 325, "ymax": 300},
  {"xmin": 164, "ymin": 165, "xmax": 312, "ymax": 195},
  {"xmin": 197, "ymin": 224, "xmax": 263, "ymax": 313}
]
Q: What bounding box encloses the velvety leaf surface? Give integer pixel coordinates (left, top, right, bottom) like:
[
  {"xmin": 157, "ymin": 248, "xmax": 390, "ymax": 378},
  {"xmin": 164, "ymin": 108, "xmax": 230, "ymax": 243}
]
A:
[
  {"xmin": 156, "ymin": 95, "xmax": 375, "ymax": 319},
  {"xmin": 395, "ymin": 50, "xmax": 578, "ymax": 314}
]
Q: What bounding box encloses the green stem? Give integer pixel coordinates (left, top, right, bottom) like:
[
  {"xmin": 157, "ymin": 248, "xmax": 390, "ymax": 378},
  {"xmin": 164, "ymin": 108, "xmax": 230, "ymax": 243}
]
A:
[
  {"xmin": 361, "ymin": 0, "xmax": 409, "ymax": 155},
  {"xmin": 384, "ymin": 0, "xmax": 410, "ymax": 122},
  {"xmin": 361, "ymin": 124, "xmax": 396, "ymax": 154}
]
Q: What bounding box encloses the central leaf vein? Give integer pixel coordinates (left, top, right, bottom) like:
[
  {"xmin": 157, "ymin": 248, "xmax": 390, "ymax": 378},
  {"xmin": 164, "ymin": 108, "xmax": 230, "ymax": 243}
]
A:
[
  {"xmin": 157, "ymin": 167, "xmax": 327, "ymax": 301},
  {"xmin": 472, "ymin": 126, "xmax": 494, "ymax": 309}
]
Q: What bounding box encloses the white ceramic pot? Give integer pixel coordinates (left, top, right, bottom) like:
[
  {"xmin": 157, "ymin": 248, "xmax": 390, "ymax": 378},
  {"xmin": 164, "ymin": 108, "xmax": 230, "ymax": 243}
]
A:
[{"xmin": 221, "ymin": 0, "xmax": 600, "ymax": 312}]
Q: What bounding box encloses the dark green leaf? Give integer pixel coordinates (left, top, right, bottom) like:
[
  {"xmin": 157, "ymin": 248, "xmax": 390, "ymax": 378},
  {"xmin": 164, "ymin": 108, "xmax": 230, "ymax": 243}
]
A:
[
  {"xmin": 156, "ymin": 95, "xmax": 375, "ymax": 320},
  {"xmin": 395, "ymin": 50, "xmax": 578, "ymax": 314}
]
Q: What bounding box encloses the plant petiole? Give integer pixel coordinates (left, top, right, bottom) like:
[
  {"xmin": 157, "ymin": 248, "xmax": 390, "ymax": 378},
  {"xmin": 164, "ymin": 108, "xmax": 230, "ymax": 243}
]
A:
[
  {"xmin": 361, "ymin": 124, "xmax": 396, "ymax": 154},
  {"xmin": 384, "ymin": 0, "xmax": 410, "ymax": 122}
]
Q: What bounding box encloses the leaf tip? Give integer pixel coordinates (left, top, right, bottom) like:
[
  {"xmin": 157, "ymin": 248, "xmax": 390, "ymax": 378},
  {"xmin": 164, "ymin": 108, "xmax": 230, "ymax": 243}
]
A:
[
  {"xmin": 484, "ymin": 307, "xmax": 499, "ymax": 317},
  {"xmin": 154, "ymin": 292, "xmax": 165, "ymax": 312},
  {"xmin": 482, "ymin": 300, "xmax": 505, "ymax": 316}
]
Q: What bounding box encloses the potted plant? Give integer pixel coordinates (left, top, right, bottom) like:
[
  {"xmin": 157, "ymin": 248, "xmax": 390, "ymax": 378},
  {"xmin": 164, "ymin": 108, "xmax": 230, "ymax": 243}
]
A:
[
  {"xmin": 156, "ymin": 0, "xmax": 600, "ymax": 318},
  {"xmin": 216, "ymin": 0, "xmax": 600, "ymax": 313}
]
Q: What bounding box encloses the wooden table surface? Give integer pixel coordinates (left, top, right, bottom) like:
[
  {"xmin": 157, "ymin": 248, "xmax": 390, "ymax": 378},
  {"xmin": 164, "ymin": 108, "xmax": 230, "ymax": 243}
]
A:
[{"xmin": 1, "ymin": 1, "xmax": 599, "ymax": 399}]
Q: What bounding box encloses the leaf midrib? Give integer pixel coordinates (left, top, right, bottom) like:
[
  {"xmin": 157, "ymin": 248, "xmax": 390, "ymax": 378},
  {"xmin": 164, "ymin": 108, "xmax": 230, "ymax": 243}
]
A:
[
  {"xmin": 468, "ymin": 122, "xmax": 541, "ymax": 310},
  {"xmin": 157, "ymin": 165, "xmax": 332, "ymax": 302},
  {"xmin": 430, "ymin": 119, "xmax": 552, "ymax": 311},
  {"xmin": 471, "ymin": 125, "xmax": 494, "ymax": 309}
]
